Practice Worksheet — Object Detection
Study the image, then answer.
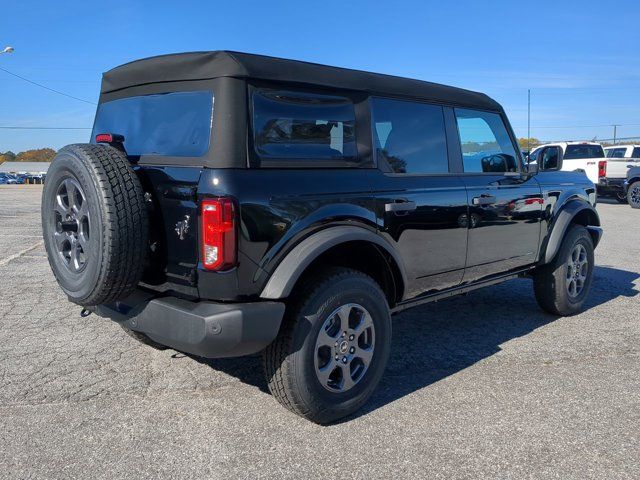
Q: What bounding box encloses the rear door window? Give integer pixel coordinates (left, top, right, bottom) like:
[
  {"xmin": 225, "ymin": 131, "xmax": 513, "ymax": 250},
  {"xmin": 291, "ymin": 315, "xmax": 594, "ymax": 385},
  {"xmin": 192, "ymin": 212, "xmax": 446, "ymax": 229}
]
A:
[
  {"xmin": 252, "ymin": 89, "xmax": 357, "ymax": 165},
  {"xmin": 370, "ymin": 98, "xmax": 449, "ymax": 174},
  {"xmin": 632, "ymin": 147, "xmax": 640, "ymax": 158},
  {"xmin": 454, "ymin": 109, "xmax": 518, "ymax": 173},
  {"xmin": 91, "ymin": 90, "xmax": 214, "ymax": 157},
  {"xmin": 606, "ymin": 148, "xmax": 627, "ymax": 158}
]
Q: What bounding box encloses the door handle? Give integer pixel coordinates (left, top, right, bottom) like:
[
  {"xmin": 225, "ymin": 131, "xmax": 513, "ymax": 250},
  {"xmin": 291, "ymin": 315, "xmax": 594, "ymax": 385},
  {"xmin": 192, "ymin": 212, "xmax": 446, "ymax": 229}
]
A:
[
  {"xmin": 472, "ymin": 194, "xmax": 496, "ymax": 206},
  {"xmin": 385, "ymin": 201, "xmax": 417, "ymax": 213}
]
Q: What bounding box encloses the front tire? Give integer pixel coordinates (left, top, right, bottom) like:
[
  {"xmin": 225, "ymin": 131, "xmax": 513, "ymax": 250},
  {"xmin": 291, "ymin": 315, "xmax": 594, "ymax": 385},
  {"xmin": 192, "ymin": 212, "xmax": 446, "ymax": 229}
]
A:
[
  {"xmin": 534, "ymin": 225, "xmax": 594, "ymax": 316},
  {"xmin": 627, "ymin": 181, "xmax": 640, "ymax": 209},
  {"xmin": 263, "ymin": 267, "xmax": 391, "ymax": 424}
]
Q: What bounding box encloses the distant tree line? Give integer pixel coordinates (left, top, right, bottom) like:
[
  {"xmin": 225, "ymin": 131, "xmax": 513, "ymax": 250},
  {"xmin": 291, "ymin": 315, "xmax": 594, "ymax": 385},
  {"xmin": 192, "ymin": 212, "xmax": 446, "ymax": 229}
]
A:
[{"xmin": 0, "ymin": 148, "xmax": 56, "ymax": 163}]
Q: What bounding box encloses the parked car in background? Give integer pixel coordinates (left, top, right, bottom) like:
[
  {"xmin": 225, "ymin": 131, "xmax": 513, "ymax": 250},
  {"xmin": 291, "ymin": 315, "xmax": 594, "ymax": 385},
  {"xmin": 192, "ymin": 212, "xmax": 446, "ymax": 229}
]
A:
[
  {"xmin": 0, "ymin": 173, "xmax": 20, "ymax": 184},
  {"xmin": 600, "ymin": 145, "xmax": 640, "ymax": 202},
  {"xmin": 625, "ymin": 166, "xmax": 640, "ymax": 208},
  {"xmin": 529, "ymin": 142, "xmax": 606, "ymax": 186}
]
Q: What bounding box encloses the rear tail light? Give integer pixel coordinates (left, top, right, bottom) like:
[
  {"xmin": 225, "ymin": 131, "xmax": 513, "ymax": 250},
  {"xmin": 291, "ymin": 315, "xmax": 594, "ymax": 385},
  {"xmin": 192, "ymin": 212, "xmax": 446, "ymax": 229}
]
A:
[
  {"xmin": 201, "ymin": 198, "xmax": 236, "ymax": 270},
  {"xmin": 598, "ymin": 160, "xmax": 607, "ymax": 178}
]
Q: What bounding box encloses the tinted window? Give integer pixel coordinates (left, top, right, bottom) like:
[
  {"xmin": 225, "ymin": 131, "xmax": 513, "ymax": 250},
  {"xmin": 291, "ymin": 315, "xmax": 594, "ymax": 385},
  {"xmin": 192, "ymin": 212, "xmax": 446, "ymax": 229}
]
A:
[
  {"xmin": 371, "ymin": 98, "xmax": 448, "ymax": 174},
  {"xmin": 253, "ymin": 90, "xmax": 356, "ymax": 162},
  {"xmin": 606, "ymin": 148, "xmax": 626, "ymax": 158},
  {"xmin": 564, "ymin": 144, "xmax": 604, "ymax": 159},
  {"xmin": 455, "ymin": 109, "xmax": 518, "ymax": 173},
  {"xmin": 632, "ymin": 147, "xmax": 640, "ymax": 158},
  {"xmin": 91, "ymin": 91, "xmax": 213, "ymax": 157}
]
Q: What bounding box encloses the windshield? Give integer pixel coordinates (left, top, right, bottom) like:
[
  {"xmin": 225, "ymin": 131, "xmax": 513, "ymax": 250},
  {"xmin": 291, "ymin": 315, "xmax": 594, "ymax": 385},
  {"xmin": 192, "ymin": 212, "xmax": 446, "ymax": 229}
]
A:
[
  {"xmin": 564, "ymin": 144, "xmax": 604, "ymax": 159},
  {"xmin": 91, "ymin": 90, "xmax": 213, "ymax": 157}
]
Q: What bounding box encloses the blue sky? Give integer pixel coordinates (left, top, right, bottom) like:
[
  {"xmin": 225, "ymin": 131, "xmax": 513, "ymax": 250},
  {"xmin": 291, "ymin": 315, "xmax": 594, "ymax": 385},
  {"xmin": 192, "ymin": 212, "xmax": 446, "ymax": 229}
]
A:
[{"xmin": 1, "ymin": 0, "xmax": 639, "ymax": 153}]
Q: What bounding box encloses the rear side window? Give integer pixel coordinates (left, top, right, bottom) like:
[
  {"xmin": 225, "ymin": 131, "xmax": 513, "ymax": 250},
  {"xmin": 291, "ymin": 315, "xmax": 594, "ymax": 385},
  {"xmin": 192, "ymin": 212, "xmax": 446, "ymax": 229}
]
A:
[
  {"xmin": 370, "ymin": 98, "xmax": 448, "ymax": 174},
  {"xmin": 606, "ymin": 148, "xmax": 627, "ymax": 158},
  {"xmin": 91, "ymin": 91, "xmax": 213, "ymax": 157},
  {"xmin": 564, "ymin": 144, "xmax": 605, "ymax": 159},
  {"xmin": 455, "ymin": 109, "xmax": 518, "ymax": 173},
  {"xmin": 252, "ymin": 89, "xmax": 357, "ymax": 165},
  {"xmin": 632, "ymin": 147, "xmax": 640, "ymax": 158}
]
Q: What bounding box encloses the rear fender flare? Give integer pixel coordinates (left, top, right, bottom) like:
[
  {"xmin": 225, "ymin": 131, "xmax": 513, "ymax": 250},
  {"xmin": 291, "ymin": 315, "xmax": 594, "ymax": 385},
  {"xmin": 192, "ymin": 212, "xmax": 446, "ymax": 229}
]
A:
[{"xmin": 259, "ymin": 226, "xmax": 407, "ymax": 300}]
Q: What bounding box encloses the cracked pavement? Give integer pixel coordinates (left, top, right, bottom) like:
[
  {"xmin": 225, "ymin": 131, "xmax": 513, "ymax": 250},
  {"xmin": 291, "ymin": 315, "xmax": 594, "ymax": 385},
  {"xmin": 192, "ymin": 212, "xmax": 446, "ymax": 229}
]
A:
[{"xmin": 0, "ymin": 185, "xmax": 638, "ymax": 479}]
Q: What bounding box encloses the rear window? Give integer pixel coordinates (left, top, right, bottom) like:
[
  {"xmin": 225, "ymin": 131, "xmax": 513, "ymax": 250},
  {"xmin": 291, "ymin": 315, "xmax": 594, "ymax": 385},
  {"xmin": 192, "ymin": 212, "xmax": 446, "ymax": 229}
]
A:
[
  {"xmin": 632, "ymin": 147, "xmax": 640, "ymax": 158},
  {"xmin": 252, "ymin": 89, "xmax": 357, "ymax": 165},
  {"xmin": 564, "ymin": 144, "xmax": 604, "ymax": 160},
  {"xmin": 91, "ymin": 91, "xmax": 213, "ymax": 157}
]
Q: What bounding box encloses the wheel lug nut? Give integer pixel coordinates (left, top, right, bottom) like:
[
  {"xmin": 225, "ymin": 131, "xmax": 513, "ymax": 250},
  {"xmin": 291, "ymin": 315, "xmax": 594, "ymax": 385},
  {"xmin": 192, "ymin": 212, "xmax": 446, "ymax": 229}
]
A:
[
  {"xmin": 342, "ymin": 357, "xmax": 347, "ymax": 364},
  {"xmin": 342, "ymin": 331, "xmax": 346, "ymax": 337},
  {"xmin": 335, "ymin": 355, "xmax": 339, "ymax": 360},
  {"xmin": 349, "ymin": 347, "xmax": 355, "ymax": 354},
  {"xmin": 349, "ymin": 334, "xmax": 354, "ymax": 341}
]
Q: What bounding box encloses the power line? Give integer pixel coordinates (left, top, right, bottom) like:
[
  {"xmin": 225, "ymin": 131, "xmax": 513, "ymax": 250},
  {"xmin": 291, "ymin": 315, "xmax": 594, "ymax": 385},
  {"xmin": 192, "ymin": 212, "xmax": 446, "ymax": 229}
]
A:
[
  {"xmin": 0, "ymin": 126, "xmax": 90, "ymax": 130},
  {"xmin": 0, "ymin": 66, "xmax": 97, "ymax": 105}
]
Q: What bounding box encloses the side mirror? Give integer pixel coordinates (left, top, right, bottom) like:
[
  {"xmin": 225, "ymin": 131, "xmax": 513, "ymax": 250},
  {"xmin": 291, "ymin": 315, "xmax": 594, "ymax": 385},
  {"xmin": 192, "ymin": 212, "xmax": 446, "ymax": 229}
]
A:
[{"xmin": 538, "ymin": 146, "xmax": 563, "ymax": 171}]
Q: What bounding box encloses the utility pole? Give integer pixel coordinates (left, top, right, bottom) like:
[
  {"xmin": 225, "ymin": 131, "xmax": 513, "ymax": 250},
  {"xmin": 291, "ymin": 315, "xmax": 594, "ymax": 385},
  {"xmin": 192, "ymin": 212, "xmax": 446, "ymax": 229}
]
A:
[
  {"xmin": 527, "ymin": 89, "xmax": 531, "ymax": 152},
  {"xmin": 612, "ymin": 124, "xmax": 619, "ymax": 144}
]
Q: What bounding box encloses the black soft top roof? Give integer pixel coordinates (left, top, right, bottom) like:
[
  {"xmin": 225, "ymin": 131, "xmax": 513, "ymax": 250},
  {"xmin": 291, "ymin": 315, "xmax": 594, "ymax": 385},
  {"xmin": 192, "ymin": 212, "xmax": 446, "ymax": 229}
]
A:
[{"xmin": 101, "ymin": 51, "xmax": 501, "ymax": 111}]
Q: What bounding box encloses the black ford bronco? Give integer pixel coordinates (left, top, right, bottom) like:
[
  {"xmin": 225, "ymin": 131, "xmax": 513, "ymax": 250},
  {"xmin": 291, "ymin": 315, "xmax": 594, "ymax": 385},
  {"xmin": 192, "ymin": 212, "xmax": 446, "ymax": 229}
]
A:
[{"xmin": 42, "ymin": 51, "xmax": 602, "ymax": 423}]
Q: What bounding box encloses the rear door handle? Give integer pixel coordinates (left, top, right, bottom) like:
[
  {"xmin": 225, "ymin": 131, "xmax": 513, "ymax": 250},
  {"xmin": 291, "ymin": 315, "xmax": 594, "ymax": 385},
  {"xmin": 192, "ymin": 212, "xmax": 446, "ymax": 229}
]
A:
[
  {"xmin": 472, "ymin": 194, "xmax": 496, "ymax": 206},
  {"xmin": 385, "ymin": 201, "xmax": 417, "ymax": 213}
]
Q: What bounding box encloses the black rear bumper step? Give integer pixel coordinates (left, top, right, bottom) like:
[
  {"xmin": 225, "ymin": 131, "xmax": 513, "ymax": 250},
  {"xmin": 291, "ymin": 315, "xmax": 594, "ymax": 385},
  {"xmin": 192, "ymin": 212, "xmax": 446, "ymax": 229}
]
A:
[{"xmin": 93, "ymin": 290, "xmax": 285, "ymax": 358}]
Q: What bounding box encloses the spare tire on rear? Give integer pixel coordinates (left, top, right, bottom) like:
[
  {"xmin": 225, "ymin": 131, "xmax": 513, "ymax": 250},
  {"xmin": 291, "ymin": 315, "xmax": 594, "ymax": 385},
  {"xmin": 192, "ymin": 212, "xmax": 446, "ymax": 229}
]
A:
[{"xmin": 42, "ymin": 144, "xmax": 148, "ymax": 306}]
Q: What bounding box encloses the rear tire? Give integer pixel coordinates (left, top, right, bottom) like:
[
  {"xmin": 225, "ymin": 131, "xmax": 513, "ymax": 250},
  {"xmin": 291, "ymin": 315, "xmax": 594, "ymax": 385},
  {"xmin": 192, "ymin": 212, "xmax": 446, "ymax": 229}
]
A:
[
  {"xmin": 627, "ymin": 181, "xmax": 640, "ymax": 209},
  {"xmin": 263, "ymin": 267, "xmax": 391, "ymax": 424},
  {"xmin": 42, "ymin": 144, "xmax": 148, "ymax": 306},
  {"xmin": 534, "ymin": 225, "xmax": 594, "ymax": 316}
]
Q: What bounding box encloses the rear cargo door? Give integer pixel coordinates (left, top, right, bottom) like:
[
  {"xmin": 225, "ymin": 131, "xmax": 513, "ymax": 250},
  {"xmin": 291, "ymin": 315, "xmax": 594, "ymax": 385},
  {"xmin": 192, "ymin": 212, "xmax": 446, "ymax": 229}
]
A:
[{"xmin": 135, "ymin": 166, "xmax": 202, "ymax": 292}]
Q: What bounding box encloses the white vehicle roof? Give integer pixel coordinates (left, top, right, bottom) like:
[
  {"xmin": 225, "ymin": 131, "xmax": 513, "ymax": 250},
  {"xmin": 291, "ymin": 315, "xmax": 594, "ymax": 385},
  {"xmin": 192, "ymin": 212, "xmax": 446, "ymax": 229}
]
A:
[{"xmin": 604, "ymin": 145, "xmax": 640, "ymax": 149}]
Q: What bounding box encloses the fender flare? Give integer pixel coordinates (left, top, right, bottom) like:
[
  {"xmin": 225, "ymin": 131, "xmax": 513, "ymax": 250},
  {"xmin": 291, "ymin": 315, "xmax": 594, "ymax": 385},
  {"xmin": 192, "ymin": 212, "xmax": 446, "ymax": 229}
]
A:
[
  {"xmin": 259, "ymin": 226, "xmax": 407, "ymax": 300},
  {"xmin": 542, "ymin": 200, "xmax": 601, "ymax": 264}
]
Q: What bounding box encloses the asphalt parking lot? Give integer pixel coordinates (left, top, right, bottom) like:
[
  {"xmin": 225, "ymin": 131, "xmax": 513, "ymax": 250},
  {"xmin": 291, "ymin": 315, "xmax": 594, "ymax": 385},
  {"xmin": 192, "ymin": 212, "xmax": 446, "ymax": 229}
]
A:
[{"xmin": 0, "ymin": 184, "xmax": 638, "ymax": 479}]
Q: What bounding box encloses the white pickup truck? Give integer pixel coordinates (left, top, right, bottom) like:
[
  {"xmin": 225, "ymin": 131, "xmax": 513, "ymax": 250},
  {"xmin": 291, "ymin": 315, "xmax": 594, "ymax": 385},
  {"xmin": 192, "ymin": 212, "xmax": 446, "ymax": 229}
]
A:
[
  {"xmin": 529, "ymin": 142, "xmax": 606, "ymax": 185},
  {"xmin": 602, "ymin": 145, "xmax": 640, "ymax": 202}
]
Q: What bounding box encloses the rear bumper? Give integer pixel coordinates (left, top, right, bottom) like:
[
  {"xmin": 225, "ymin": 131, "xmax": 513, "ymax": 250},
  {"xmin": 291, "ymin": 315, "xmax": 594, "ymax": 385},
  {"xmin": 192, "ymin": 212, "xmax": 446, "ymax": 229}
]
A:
[
  {"xmin": 93, "ymin": 290, "xmax": 285, "ymax": 358},
  {"xmin": 598, "ymin": 177, "xmax": 625, "ymax": 191}
]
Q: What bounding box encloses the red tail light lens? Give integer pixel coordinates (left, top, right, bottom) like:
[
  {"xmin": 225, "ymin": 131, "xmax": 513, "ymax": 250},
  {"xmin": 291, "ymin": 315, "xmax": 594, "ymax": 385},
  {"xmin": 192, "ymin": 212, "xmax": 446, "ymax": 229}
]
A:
[
  {"xmin": 95, "ymin": 133, "xmax": 113, "ymax": 143},
  {"xmin": 598, "ymin": 160, "xmax": 607, "ymax": 178},
  {"xmin": 201, "ymin": 198, "xmax": 236, "ymax": 270}
]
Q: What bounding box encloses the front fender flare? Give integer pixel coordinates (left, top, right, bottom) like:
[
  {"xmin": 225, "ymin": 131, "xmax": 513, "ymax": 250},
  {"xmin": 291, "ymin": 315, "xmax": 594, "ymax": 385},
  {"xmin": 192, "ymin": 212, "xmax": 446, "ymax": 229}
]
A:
[
  {"xmin": 542, "ymin": 200, "xmax": 601, "ymax": 264},
  {"xmin": 259, "ymin": 226, "xmax": 407, "ymax": 300}
]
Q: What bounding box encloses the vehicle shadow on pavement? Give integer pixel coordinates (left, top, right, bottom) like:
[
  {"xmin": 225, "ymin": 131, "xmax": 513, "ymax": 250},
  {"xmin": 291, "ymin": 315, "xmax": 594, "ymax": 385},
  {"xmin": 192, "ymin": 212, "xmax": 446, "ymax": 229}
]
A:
[{"xmin": 190, "ymin": 266, "xmax": 638, "ymax": 422}]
